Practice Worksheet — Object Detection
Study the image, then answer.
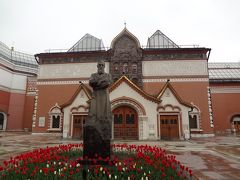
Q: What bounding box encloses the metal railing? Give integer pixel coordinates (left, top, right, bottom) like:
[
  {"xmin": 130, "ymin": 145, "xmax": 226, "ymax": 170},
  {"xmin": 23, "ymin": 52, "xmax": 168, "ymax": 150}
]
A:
[
  {"xmin": 0, "ymin": 41, "xmax": 38, "ymax": 70},
  {"xmin": 44, "ymin": 44, "xmax": 200, "ymax": 53}
]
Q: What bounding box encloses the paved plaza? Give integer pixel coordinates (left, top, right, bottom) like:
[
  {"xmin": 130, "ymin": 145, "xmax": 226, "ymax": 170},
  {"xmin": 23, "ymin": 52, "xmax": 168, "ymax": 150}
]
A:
[{"xmin": 0, "ymin": 132, "xmax": 239, "ymax": 180}]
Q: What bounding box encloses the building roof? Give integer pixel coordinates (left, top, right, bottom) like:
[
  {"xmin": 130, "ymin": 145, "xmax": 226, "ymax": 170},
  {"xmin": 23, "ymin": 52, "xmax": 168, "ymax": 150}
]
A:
[
  {"xmin": 208, "ymin": 62, "xmax": 240, "ymax": 69},
  {"xmin": 157, "ymin": 80, "xmax": 193, "ymax": 107},
  {"xmin": 60, "ymin": 82, "xmax": 92, "ymax": 109},
  {"xmin": 68, "ymin": 34, "xmax": 105, "ymax": 52},
  {"xmin": 208, "ymin": 62, "xmax": 240, "ymax": 82},
  {"xmin": 146, "ymin": 30, "xmax": 179, "ymax": 49},
  {"xmin": 109, "ymin": 76, "xmax": 161, "ymax": 103},
  {"xmin": 0, "ymin": 41, "xmax": 38, "ymax": 69},
  {"xmin": 110, "ymin": 28, "xmax": 141, "ymax": 49}
]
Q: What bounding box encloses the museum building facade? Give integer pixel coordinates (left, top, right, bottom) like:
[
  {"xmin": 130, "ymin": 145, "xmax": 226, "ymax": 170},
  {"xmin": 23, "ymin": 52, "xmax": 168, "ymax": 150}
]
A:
[
  {"xmin": 33, "ymin": 28, "xmax": 213, "ymax": 140},
  {"xmin": 0, "ymin": 28, "xmax": 239, "ymax": 139}
]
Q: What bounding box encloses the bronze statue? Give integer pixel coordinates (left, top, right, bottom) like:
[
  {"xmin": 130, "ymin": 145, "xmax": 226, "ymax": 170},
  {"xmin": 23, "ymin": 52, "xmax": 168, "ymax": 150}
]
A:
[
  {"xmin": 83, "ymin": 60, "xmax": 113, "ymax": 159},
  {"xmin": 87, "ymin": 60, "xmax": 112, "ymax": 132}
]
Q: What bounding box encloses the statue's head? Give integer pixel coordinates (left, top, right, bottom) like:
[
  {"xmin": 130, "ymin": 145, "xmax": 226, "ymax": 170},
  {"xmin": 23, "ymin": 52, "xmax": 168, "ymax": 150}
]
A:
[{"xmin": 97, "ymin": 60, "xmax": 105, "ymax": 74}]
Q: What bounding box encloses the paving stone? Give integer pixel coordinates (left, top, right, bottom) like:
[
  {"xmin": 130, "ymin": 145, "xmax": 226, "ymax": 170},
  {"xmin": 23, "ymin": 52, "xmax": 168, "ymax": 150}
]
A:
[
  {"xmin": 202, "ymin": 171, "xmax": 225, "ymax": 180},
  {"xmin": 0, "ymin": 132, "xmax": 239, "ymax": 180}
]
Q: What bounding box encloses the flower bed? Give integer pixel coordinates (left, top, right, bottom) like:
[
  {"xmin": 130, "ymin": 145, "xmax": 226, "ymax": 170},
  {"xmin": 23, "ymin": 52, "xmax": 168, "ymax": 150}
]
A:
[{"xmin": 0, "ymin": 143, "xmax": 193, "ymax": 179}]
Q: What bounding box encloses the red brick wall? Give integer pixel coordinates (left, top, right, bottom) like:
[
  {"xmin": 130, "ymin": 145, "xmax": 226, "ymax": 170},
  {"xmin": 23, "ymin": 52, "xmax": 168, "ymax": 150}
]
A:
[
  {"xmin": 7, "ymin": 93, "xmax": 25, "ymax": 130},
  {"xmin": 0, "ymin": 90, "xmax": 10, "ymax": 113},
  {"xmin": 32, "ymin": 84, "xmax": 79, "ymax": 133},
  {"xmin": 144, "ymin": 81, "xmax": 213, "ymax": 133},
  {"xmin": 23, "ymin": 95, "xmax": 35, "ymax": 131},
  {"xmin": 33, "ymin": 81, "xmax": 213, "ymax": 134},
  {"xmin": 211, "ymin": 92, "xmax": 240, "ymax": 133}
]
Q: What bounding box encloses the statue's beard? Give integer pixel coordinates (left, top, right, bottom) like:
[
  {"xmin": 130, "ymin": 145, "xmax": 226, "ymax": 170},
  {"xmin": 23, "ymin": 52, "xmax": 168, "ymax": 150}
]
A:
[{"xmin": 98, "ymin": 69, "xmax": 104, "ymax": 74}]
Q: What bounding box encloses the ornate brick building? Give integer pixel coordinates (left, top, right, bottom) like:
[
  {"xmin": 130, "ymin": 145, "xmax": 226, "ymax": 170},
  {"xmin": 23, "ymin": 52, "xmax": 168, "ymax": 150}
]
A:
[{"xmin": 1, "ymin": 28, "xmax": 239, "ymax": 139}]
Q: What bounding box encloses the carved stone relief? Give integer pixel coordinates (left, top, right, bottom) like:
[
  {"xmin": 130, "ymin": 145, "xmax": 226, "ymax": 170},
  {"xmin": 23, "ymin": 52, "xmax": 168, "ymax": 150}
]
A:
[{"xmin": 110, "ymin": 35, "xmax": 143, "ymax": 88}]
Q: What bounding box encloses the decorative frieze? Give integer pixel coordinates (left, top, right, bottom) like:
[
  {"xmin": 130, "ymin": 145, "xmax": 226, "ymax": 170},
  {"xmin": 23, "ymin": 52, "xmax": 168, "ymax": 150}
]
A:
[
  {"xmin": 38, "ymin": 62, "xmax": 109, "ymax": 79},
  {"xmin": 41, "ymin": 56, "xmax": 107, "ymax": 65},
  {"xmin": 143, "ymin": 78, "xmax": 209, "ymax": 82},
  {"xmin": 37, "ymin": 80, "xmax": 89, "ymax": 85},
  {"xmin": 110, "ymin": 33, "xmax": 143, "ymax": 88},
  {"xmin": 143, "ymin": 53, "xmax": 206, "ymax": 61},
  {"xmin": 207, "ymin": 87, "xmax": 214, "ymax": 128},
  {"xmin": 32, "ymin": 89, "xmax": 38, "ymax": 128},
  {"xmin": 27, "ymin": 77, "xmax": 37, "ymax": 92},
  {"xmin": 142, "ymin": 60, "xmax": 208, "ymax": 77}
]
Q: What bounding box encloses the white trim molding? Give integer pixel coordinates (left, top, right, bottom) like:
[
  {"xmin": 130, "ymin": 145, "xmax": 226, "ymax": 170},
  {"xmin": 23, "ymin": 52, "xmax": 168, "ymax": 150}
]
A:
[
  {"xmin": 211, "ymin": 87, "xmax": 240, "ymax": 94},
  {"xmin": 191, "ymin": 133, "xmax": 215, "ymax": 138},
  {"xmin": 31, "ymin": 132, "xmax": 62, "ymax": 136},
  {"xmin": 207, "ymin": 87, "xmax": 214, "ymax": 128},
  {"xmin": 37, "ymin": 80, "xmax": 89, "ymax": 85},
  {"xmin": 143, "ymin": 78, "xmax": 209, "ymax": 82}
]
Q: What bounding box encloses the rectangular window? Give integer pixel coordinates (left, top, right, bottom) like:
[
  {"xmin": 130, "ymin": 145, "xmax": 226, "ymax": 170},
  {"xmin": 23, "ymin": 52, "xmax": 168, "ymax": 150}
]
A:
[
  {"xmin": 52, "ymin": 115, "xmax": 60, "ymax": 128},
  {"xmin": 189, "ymin": 115, "xmax": 198, "ymax": 129}
]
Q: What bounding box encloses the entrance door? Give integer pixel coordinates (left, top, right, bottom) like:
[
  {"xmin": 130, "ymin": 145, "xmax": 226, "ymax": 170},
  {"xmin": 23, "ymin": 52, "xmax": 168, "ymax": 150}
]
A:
[
  {"xmin": 113, "ymin": 106, "xmax": 138, "ymax": 139},
  {"xmin": 160, "ymin": 115, "xmax": 179, "ymax": 140},
  {"xmin": 0, "ymin": 113, "xmax": 4, "ymax": 130},
  {"xmin": 233, "ymin": 121, "xmax": 240, "ymax": 133},
  {"xmin": 72, "ymin": 115, "xmax": 86, "ymax": 139}
]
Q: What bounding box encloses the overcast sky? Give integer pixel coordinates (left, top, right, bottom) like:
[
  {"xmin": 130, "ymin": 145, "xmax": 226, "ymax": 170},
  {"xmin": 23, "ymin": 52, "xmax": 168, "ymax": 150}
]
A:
[{"xmin": 0, "ymin": 0, "xmax": 240, "ymax": 62}]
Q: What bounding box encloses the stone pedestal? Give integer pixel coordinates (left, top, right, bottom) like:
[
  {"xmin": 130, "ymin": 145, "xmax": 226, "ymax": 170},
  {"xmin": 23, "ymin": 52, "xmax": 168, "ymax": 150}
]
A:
[
  {"xmin": 83, "ymin": 125, "xmax": 111, "ymax": 159},
  {"xmin": 81, "ymin": 125, "xmax": 113, "ymax": 180}
]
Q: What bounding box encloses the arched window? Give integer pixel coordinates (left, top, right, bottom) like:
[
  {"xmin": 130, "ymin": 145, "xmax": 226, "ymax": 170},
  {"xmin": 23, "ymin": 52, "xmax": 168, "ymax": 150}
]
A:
[
  {"xmin": 123, "ymin": 63, "xmax": 128, "ymax": 74},
  {"xmin": 132, "ymin": 63, "xmax": 137, "ymax": 74},
  {"xmin": 189, "ymin": 107, "xmax": 201, "ymax": 130},
  {"xmin": 189, "ymin": 115, "xmax": 198, "ymax": 129},
  {"xmin": 49, "ymin": 103, "xmax": 62, "ymax": 131},
  {"xmin": 52, "ymin": 115, "xmax": 60, "ymax": 128}
]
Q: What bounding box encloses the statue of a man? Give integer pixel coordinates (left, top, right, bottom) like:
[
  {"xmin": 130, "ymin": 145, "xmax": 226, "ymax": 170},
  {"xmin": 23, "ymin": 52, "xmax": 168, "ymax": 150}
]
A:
[{"xmin": 85, "ymin": 60, "xmax": 112, "ymax": 140}]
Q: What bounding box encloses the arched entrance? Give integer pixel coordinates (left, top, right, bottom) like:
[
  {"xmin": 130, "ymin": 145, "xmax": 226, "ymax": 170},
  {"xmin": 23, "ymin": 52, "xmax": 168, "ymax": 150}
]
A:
[
  {"xmin": 231, "ymin": 115, "xmax": 240, "ymax": 133},
  {"xmin": 113, "ymin": 106, "xmax": 138, "ymax": 139},
  {"xmin": 0, "ymin": 112, "xmax": 7, "ymax": 131},
  {"xmin": 0, "ymin": 113, "xmax": 4, "ymax": 130}
]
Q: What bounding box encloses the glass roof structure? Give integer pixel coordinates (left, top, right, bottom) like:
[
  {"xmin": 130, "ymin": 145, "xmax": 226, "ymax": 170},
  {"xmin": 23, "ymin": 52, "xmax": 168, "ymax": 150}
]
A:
[
  {"xmin": 0, "ymin": 41, "xmax": 38, "ymax": 69},
  {"xmin": 208, "ymin": 62, "xmax": 240, "ymax": 69},
  {"xmin": 146, "ymin": 30, "xmax": 179, "ymax": 49},
  {"xmin": 208, "ymin": 63, "xmax": 240, "ymax": 81},
  {"xmin": 68, "ymin": 34, "xmax": 105, "ymax": 52}
]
